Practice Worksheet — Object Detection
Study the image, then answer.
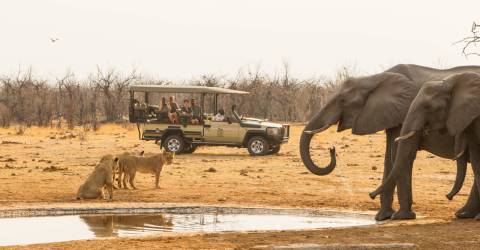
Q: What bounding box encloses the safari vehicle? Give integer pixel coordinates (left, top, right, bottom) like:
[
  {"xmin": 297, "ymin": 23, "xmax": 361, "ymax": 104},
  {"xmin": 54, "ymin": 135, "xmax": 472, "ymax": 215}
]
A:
[{"xmin": 128, "ymin": 85, "xmax": 289, "ymax": 156}]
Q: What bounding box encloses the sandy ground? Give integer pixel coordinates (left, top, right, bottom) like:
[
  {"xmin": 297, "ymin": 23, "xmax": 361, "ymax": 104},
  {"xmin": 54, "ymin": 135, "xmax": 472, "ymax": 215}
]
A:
[{"xmin": 0, "ymin": 124, "xmax": 479, "ymax": 249}]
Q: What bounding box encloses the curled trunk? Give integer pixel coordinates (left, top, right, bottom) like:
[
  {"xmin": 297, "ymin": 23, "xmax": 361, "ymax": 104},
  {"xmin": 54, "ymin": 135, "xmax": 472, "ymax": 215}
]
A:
[{"xmin": 299, "ymin": 131, "xmax": 336, "ymax": 176}]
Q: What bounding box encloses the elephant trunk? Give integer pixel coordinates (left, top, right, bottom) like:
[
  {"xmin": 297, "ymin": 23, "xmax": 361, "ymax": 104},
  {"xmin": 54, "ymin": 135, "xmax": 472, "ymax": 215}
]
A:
[
  {"xmin": 446, "ymin": 150, "xmax": 468, "ymax": 200},
  {"xmin": 369, "ymin": 131, "xmax": 420, "ymax": 199},
  {"xmin": 299, "ymin": 130, "xmax": 336, "ymax": 176}
]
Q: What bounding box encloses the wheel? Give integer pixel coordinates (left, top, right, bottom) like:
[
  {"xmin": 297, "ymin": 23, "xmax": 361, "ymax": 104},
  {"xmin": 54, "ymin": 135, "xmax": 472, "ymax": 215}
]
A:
[
  {"xmin": 183, "ymin": 144, "xmax": 197, "ymax": 154},
  {"xmin": 247, "ymin": 136, "xmax": 270, "ymax": 156},
  {"xmin": 269, "ymin": 145, "xmax": 281, "ymax": 154},
  {"xmin": 163, "ymin": 134, "xmax": 185, "ymax": 153}
]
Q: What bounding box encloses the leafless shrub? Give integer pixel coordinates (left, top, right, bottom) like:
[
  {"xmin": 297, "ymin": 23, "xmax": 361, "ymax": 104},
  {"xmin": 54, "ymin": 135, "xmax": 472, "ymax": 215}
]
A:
[
  {"xmin": 0, "ymin": 102, "xmax": 11, "ymax": 127},
  {"xmin": 90, "ymin": 67, "xmax": 139, "ymax": 122},
  {"xmin": 0, "ymin": 65, "xmax": 353, "ymax": 125},
  {"xmin": 15, "ymin": 125, "xmax": 26, "ymax": 135},
  {"xmin": 78, "ymin": 131, "xmax": 87, "ymax": 142}
]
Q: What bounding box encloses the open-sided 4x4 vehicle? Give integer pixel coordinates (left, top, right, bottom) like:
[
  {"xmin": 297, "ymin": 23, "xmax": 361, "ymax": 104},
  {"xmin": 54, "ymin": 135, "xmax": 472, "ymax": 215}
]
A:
[{"xmin": 128, "ymin": 85, "xmax": 289, "ymax": 156}]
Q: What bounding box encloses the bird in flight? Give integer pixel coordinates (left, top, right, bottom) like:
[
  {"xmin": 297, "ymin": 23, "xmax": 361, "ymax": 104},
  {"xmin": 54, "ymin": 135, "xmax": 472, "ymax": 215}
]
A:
[{"xmin": 50, "ymin": 38, "xmax": 59, "ymax": 43}]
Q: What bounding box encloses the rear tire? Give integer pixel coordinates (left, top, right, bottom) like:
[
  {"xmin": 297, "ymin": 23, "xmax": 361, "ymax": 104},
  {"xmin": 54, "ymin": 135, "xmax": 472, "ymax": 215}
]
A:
[
  {"xmin": 163, "ymin": 134, "xmax": 185, "ymax": 153},
  {"xmin": 183, "ymin": 144, "xmax": 197, "ymax": 154},
  {"xmin": 247, "ymin": 136, "xmax": 270, "ymax": 156}
]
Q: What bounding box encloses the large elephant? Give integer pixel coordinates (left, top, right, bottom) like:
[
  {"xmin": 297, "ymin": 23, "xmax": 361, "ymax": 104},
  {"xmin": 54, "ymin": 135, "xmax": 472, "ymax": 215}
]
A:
[
  {"xmin": 300, "ymin": 64, "xmax": 480, "ymax": 221},
  {"xmin": 370, "ymin": 72, "xmax": 480, "ymax": 219}
]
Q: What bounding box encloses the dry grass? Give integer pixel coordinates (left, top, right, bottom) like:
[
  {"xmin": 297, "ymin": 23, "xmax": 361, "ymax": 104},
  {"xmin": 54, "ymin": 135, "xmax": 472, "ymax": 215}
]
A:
[{"xmin": 0, "ymin": 124, "xmax": 479, "ymax": 249}]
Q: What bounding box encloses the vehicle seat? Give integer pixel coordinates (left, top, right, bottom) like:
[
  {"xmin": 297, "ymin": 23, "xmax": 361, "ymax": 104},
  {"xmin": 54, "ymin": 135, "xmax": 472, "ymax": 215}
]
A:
[
  {"xmin": 179, "ymin": 115, "xmax": 192, "ymax": 125},
  {"xmin": 156, "ymin": 111, "xmax": 169, "ymax": 123}
]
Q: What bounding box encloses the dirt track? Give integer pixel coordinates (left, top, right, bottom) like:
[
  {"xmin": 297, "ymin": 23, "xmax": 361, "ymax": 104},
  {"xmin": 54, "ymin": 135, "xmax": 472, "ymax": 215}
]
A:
[{"xmin": 0, "ymin": 124, "xmax": 479, "ymax": 249}]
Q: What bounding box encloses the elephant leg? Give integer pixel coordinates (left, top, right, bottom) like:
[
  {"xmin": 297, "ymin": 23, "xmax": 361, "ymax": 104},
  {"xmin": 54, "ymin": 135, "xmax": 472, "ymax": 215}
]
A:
[
  {"xmin": 470, "ymin": 143, "xmax": 480, "ymax": 201},
  {"xmin": 375, "ymin": 127, "xmax": 400, "ymax": 221},
  {"xmin": 456, "ymin": 142, "xmax": 480, "ymax": 218},
  {"xmin": 392, "ymin": 157, "xmax": 416, "ymax": 220},
  {"xmin": 456, "ymin": 178, "xmax": 480, "ymax": 218}
]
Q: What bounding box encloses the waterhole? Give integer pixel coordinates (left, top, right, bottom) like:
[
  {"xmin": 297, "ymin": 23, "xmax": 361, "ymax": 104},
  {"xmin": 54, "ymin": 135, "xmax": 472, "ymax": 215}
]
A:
[{"xmin": 0, "ymin": 206, "xmax": 376, "ymax": 246}]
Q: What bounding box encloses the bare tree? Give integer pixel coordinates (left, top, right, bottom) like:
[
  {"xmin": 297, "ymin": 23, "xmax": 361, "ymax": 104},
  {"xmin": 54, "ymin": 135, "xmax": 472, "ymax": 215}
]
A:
[
  {"xmin": 457, "ymin": 22, "xmax": 480, "ymax": 56},
  {"xmin": 0, "ymin": 66, "xmax": 350, "ymax": 126},
  {"xmin": 90, "ymin": 67, "xmax": 139, "ymax": 122},
  {"xmin": 57, "ymin": 72, "xmax": 79, "ymax": 129}
]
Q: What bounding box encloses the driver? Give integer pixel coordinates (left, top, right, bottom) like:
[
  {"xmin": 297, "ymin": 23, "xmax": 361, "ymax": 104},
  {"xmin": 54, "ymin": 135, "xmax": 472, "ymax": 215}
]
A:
[{"xmin": 212, "ymin": 108, "xmax": 226, "ymax": 122}]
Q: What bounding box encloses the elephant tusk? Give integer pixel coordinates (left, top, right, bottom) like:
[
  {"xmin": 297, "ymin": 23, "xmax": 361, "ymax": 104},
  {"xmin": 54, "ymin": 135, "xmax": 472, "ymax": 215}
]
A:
[
  {"xmin": 304, "ymin": 124, "xmax": 330, "ymax": 135},
  {"xmin": 454, "ymin": 150, "xmax": 465, "ymax": 160},
  {"xmin": 394, "ymin": 131, "xmax": 416, "ymax": 143}
]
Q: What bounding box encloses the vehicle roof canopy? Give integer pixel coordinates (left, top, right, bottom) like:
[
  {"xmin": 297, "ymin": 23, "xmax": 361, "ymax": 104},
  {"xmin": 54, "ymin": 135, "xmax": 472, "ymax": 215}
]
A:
[{"xmin": 129, "ymin": 85, "xmax": 249, "ymax": 95}]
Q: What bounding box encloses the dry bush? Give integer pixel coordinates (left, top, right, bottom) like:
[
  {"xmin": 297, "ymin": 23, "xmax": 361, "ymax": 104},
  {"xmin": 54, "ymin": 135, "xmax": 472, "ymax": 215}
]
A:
[
  {"xmin": 0, "ymin": 65, "xmax": 351, "ymax": 125},
  {"xmin": 78, "ymin": 131, "xmax": 87, "ymax": 142},
  {"xmin": 15, "ymin": 125, "xmax": 26, "ymax": 135},
  {"xmin": 0, "ymin": 102, "xmax": 10, "ymax": 127}
]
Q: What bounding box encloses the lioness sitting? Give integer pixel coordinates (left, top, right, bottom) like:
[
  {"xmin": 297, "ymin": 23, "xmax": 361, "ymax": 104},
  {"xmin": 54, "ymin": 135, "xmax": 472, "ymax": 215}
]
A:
[
  {"xmin": 118, "ymin": 150, "xmax": 174, "ymax": 189},
  {"xmin": 76, "ymin": 155, "xmax": 119, "ymax": 200}
]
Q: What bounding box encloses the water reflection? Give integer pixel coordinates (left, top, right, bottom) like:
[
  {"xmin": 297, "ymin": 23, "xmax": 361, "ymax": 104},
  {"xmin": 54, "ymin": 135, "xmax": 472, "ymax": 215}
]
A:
[
  {"xmin": 80, "ymin": 214, "xmax": 173, "ymax": 237},
  {"xmin": 0, "ymin": 210, "xmax": 375, "ymax": 246}
]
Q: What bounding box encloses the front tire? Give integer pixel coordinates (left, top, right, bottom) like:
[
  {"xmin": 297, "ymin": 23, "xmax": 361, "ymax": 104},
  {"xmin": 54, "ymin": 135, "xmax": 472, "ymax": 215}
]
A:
[
  {"xmin": 247, "ymin": 136, "xmax": 270, "ymax": 156},
  {"xmin": 163, "ymin": 134, "xmax": 185, "ymax": 153}
]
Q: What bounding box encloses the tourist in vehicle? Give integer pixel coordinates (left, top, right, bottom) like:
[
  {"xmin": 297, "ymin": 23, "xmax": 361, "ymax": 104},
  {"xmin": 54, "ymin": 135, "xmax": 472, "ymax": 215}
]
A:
[
  {"xmin": 159, "ymin": 97, "xmax": 169, "ymax": 113},
  {"xmin": 179, "ymin": 99, "xmax": 193, "ymax": 124},
  {"xmin": 212, "ymin": 108, "xmax": 226, "ymax": 122},
  {"xmin": 157, "ymin": 97, "xmax": 169, "ymax": 122},
  {"xmin": 181, "ymin": 99, "xmax": 192, "ymax": 115},
  {"xmin": 191, "ymin": 98, "xmax": 202, "ymax": 124},
  {"xmin": 168, "ymin": 96, "xmax": 179, "ymax": 123}
]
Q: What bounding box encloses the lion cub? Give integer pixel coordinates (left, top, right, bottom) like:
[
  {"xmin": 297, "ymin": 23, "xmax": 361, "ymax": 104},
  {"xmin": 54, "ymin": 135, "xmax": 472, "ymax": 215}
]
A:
[
  {"xmin": 76, "ymin": 155, "xmax": 119, "ymax": 200},
  {"xmin": 118, "ymin": 150, "xmax": 174, "ymax": 189}
]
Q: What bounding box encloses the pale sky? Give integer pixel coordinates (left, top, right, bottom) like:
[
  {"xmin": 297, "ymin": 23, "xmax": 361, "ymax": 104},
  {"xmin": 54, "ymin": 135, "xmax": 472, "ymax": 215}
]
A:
[{"xmin": 2, "ymin": 0, "xmax": 480, "ymax": 80}]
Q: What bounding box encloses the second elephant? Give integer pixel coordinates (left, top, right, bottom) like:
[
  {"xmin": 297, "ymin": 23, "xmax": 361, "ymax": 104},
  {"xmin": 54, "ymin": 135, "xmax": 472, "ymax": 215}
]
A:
[{"xmin": 370, "ymin": 72, "xmax": 480, "ymax": 219}]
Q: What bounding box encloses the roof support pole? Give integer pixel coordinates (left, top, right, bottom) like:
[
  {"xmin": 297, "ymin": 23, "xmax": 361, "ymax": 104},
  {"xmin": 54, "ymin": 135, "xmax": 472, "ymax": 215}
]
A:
[
  {"xmin": 201, "ymin": 93, "xmax": 205, "ymax": 113},
  {"xmin": 214, "ymin": 94, "xmax": 219, "ymax": 114}
]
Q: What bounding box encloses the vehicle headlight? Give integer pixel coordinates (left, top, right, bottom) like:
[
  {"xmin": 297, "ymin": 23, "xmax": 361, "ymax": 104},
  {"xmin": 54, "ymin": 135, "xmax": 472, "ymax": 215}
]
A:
[{"xmin": 267, "ymin": 127, "xmax": 280, "ymax": 136}]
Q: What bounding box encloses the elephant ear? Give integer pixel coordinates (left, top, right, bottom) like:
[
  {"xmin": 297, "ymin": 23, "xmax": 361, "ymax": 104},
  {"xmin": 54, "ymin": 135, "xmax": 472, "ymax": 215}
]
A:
[
  {"xmin": 446, "ymin": 74, "xmax": 480, "ymax": 136},
  {"xmin": 352, "ymin": 73, "xmax": 418, "ymax": 135}
]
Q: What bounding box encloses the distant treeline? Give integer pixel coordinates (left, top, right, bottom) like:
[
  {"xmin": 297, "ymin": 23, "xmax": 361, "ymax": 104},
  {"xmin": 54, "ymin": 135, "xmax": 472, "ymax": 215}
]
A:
[{"xmin": 0, "ymin": 66, "xmax": 350, "ymax": 129}]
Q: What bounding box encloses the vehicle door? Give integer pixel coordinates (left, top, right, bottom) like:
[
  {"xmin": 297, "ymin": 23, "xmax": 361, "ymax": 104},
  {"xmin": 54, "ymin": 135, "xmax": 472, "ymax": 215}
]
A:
[{"xmin": 203, "ymin": 120, "xmax": 241, "ymax": 143}]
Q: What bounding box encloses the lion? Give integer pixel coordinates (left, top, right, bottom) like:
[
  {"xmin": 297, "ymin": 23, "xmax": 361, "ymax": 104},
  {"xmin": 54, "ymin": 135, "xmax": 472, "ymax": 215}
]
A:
[
  {"xmin": 117, "ymin": 150, "xmax": 174, "ymax": 189},
  {"xmin": 76, "ymin": 154, "xmax": 119, "ymax": 200},
  {"xmin": 113, "ymin": 150, "xmax": 144, "ymax": 189}
]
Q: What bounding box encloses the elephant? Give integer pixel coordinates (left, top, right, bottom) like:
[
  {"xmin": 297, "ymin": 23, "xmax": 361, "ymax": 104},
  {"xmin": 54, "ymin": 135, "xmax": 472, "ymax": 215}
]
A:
[
  {"xmin": 370, "ymin": 72, "xmax": 480, "ymax": 220},
  {"xmin": 299, "ymin": 64, "xmax": 480, "ymax": 221}
]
